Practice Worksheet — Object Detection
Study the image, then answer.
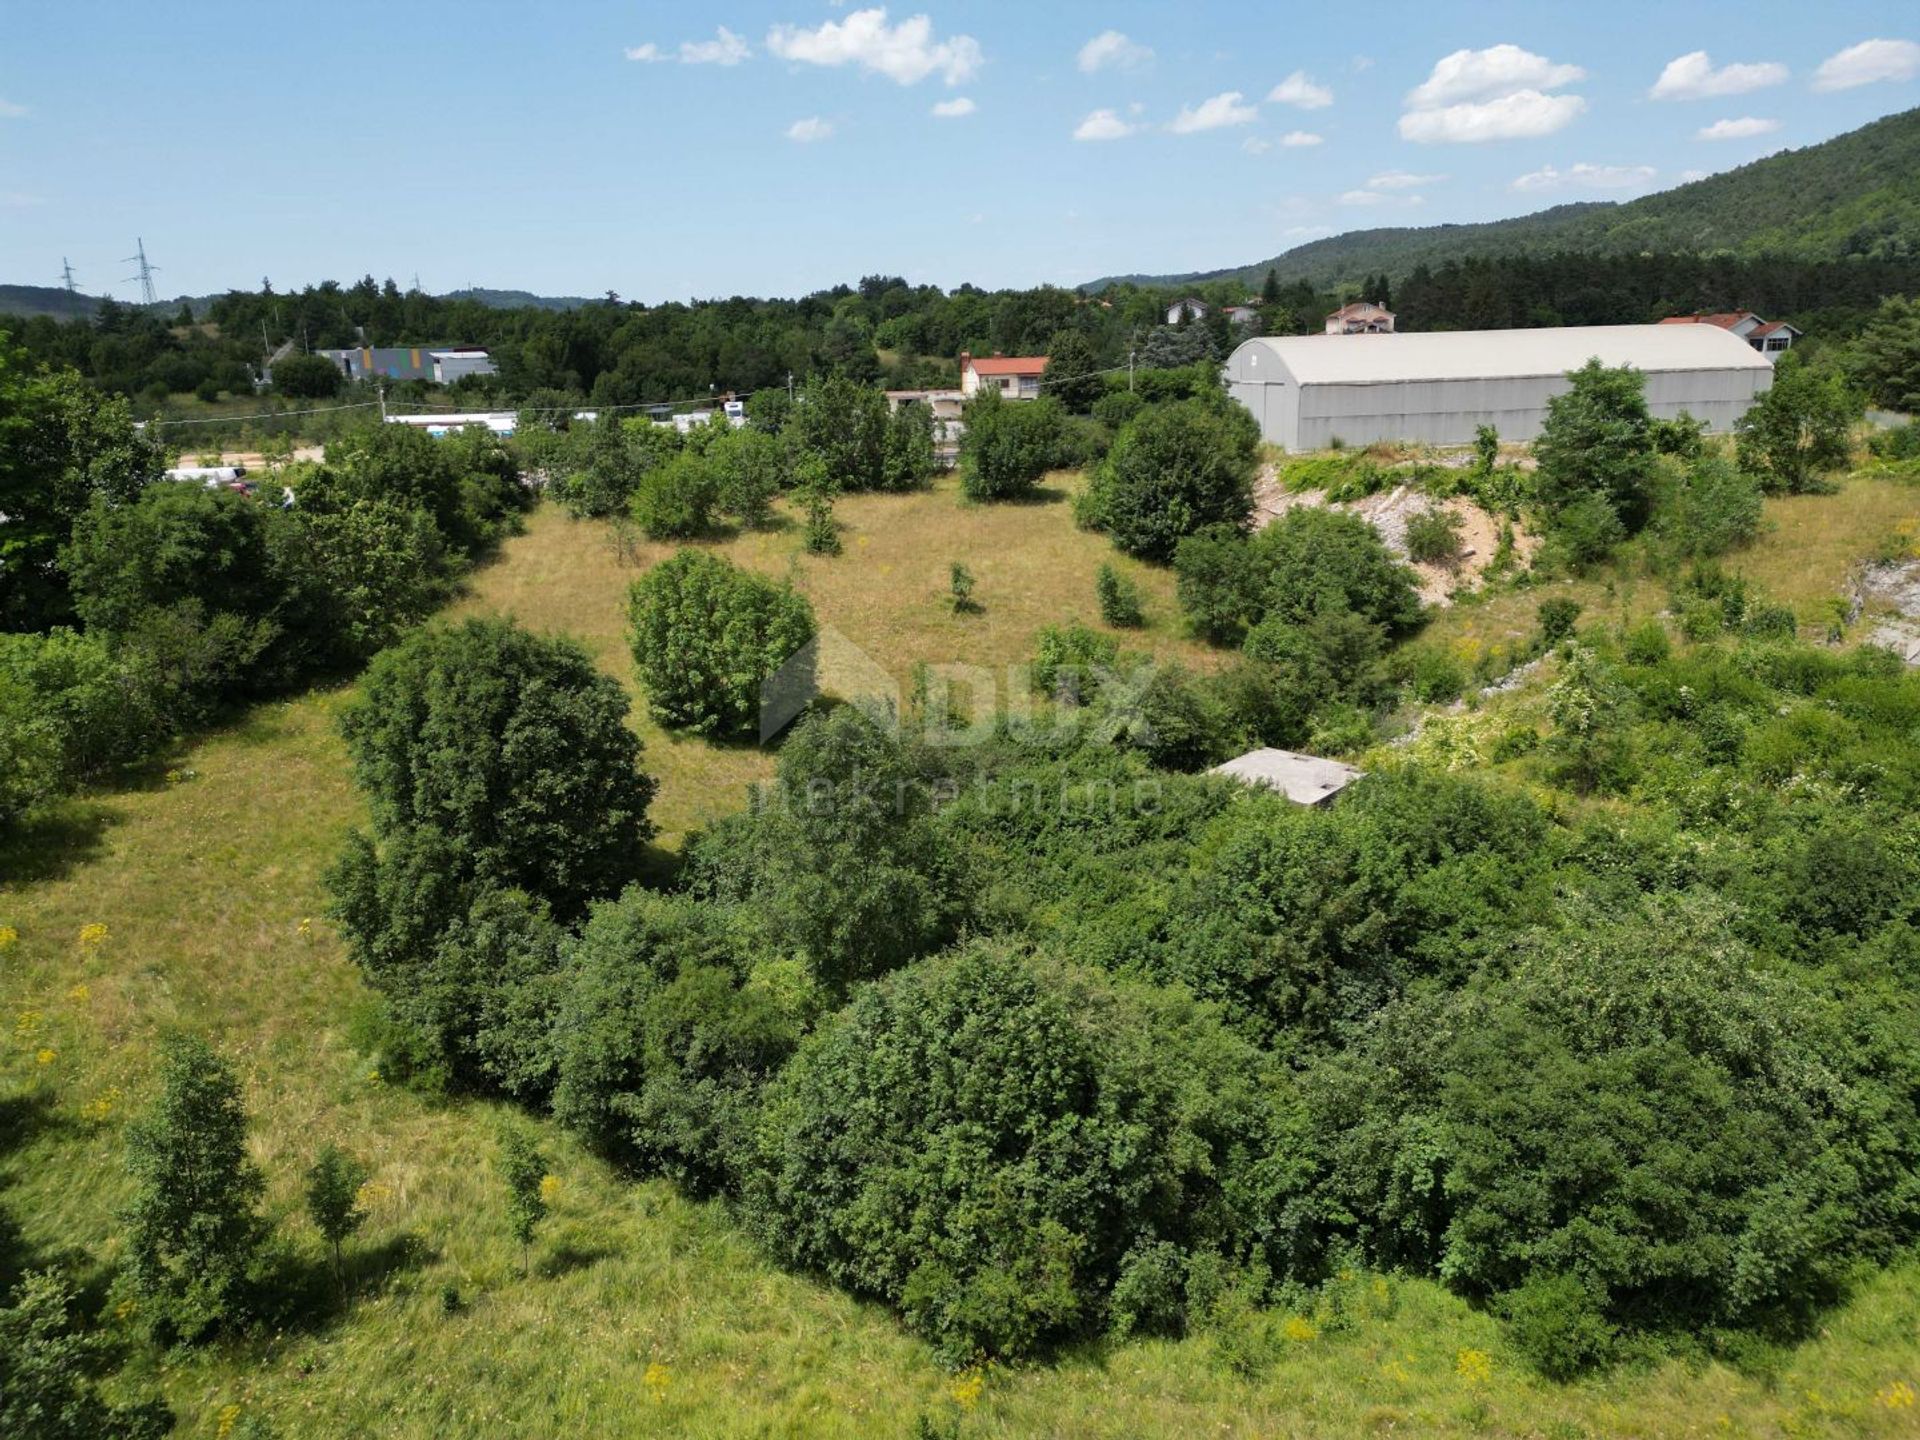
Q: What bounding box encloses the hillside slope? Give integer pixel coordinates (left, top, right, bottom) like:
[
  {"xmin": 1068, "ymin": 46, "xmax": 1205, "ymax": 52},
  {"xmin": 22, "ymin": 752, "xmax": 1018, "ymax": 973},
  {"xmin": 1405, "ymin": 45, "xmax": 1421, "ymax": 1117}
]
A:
[{"xmin": 1094, "ymin": 105, "xmax": 1920, "ymax": 291}]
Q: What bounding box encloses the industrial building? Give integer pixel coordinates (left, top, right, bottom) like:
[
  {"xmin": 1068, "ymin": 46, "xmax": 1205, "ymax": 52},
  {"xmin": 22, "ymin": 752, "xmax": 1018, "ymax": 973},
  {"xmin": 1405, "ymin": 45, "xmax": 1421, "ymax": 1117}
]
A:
[
  {"xmin": 1224, "ymin": 324, "xmax": 1774, "ymax": 453},
  {"xmin": 316, "ymin": 346, "xmax": 497, "ymax": 385}
]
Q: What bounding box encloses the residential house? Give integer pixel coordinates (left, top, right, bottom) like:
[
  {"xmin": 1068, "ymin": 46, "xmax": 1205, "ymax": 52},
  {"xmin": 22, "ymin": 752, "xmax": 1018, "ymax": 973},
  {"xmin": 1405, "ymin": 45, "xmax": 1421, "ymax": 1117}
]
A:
[
  {"xmin": 959, "ymin": 351, "xmax": 1048, "ymax": 400},
  {"xmin": 1658, "ymin": 311, "xmax": 1800, "ymax": 359},
  {"xmin": 1166, "ymin": 297, "xmax": 1209, "ymax": 325},
  {"xmin": 1225, "ymin": 304, "xmax": 1260, "ymax": 328},
  {"xmin": 1324, "ymin": 300, "xmax": 1395, "ymax": 335}
]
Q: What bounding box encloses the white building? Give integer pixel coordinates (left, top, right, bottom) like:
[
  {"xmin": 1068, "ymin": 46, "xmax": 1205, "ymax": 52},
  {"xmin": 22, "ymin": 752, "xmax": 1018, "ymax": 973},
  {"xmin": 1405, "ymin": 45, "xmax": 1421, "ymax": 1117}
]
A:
[
  {"xmin": 1657, "ymin": 311, "xmax": 1801, "ymax": 362},
  {"xmin": 1225, "ymin": 323, "xmax": 1775, "ymax": 453},
  {"xmin": 1166, "ymin": 297, "xmax": 1209, "ymax": 325},
  {"xmin": 1209, "ymin": 748, "xmax": 1364, "ymax": 806},
  {"xmin": 959, "ymin": 351, "xmax": 1048, "ymax": 400},
  {"xmin": 1325, "ymin": 300, "xmax": 1395, "ymax": 335}
]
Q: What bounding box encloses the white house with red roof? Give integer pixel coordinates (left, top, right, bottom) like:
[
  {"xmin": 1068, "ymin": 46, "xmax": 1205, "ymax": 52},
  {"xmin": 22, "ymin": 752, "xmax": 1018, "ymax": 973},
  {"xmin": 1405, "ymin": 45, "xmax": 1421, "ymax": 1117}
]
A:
[
  {"xmin": 959, "ymin": 351, "xmax": 1048, "ymax": 400},
  {"xmin": 1325, "ymin": 300, "xmax": 1395, "ymax": 335},
  {"xmin": 1658, "ymin": 311, "xmax": 1800, "ymax": 360}
]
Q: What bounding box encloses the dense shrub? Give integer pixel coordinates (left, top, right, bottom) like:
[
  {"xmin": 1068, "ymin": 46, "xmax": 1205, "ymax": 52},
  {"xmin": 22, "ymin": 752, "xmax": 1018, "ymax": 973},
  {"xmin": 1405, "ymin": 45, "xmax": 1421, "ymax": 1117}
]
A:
[
  {"xmin": 686, "ymin": 707, "xmax": 964, "ymax": 992},
  {"xmin": 625, "ymin": 549, "xmax": 817, "ymax": 737},
  {"xmin": 1174, "ymin": 526, "xmax": 1262, "ymax": 644},
  {"xmin": 709, "ymin": 424, "xmax": 786, "ymax": 528},
  {"xmin": 1095, "ymin": 563, "xmax": 1145, "ymax": 627},
  {"xmin": 1306, "ymin": 894, "xmax": 1920, "ymax": 1368},
  {"xmin": 960, "ymin": 389, "xmax": 1067, "ymax": 501},
  {"xmin": 792, "ymin": 376, "xmax": 893, "ymax": 491},
  {"xmin": 551, "ymin": 891, "xmax": 799, "ymax": 1192},
  {"xmin": 294, "ymin": 496, "xmax": 452, "ymax": 660},
  {"xmin": 1735, "ymin": 358, "xmax": 1859, "ymax": 494},
  {"xmin": 1081, "ymin": 399, "xmax": 1259, "ymax": 560},
  {"xmin": 314, "ymin": 421, "xmax": 527, "ymax": 557},
  {"xmin": 0, "ymin": 628, "xmax": 167, "ymax": 826},
  {"xmin": 1656, "ymin": 453, "xmax": 1765, "ymax": 557},
  {"xmin": 334, "ymin": 617, "xmax": 654, "ymax": 922},
  {"xmin": 629, "ymin": 448, "xmax": 719, "ymax": 539},
  {"xmin": 0, "ymin": 1270, "xmax": 172, "ymax": 1439},
  {"xmin": 270, "ymin": 352, "xmax": 344, "ymax": 398},
  {"xmin": 1030, "ymin": 622, "xmax": 1120, "ymax": 702},
  {"xmin": 744, "ymin": 943, "xmax": 1275, "ymax": 1362},
  {"xmin": 545, "ymin": 415, "xmax": 680, "ymax": 518},
  {"xmin": 1403, "ymin": 505, "xmax": 1463, "ymax": 566},
  {"xmin": 1250, "ymin": 507, "xmax": 1424, "ymax": 635}
]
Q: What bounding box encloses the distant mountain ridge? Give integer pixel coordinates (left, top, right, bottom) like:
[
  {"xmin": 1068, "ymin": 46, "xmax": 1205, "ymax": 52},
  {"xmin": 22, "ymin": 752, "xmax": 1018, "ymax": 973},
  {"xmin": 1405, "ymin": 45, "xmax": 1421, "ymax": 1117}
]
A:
[
  {"xmin": 0, "ymin": 284, "xmax": 597, "ymax": 323},
  {"xmin": 1087, "ymin": 106, "xmax": 1920, "ymax": 292}
]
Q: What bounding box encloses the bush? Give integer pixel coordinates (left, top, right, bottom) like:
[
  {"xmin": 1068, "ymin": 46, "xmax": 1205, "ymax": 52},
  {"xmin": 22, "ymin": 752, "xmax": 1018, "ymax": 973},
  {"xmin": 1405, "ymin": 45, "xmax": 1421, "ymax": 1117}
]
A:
[
  {"xmin": 1735, "ymin": 358, "xmax": 1859, "ymax": 494},
  {"xmin": 1095, "ymin": 563, "xmax": 1145, "ymax": 627},
  {"xmin": 1091, "ymin": 389, "xmax": 1145, "ymax": 430},
  {"xmin": 1650, "ymin": 411, "xmax": 1708, "ymax": 459},
  {"xmin": 1031, "ymin": 622, "xmax": 1120, "ymax": 702},
  {"xmin": 0, "ymin": 628, "xmax": 168, "ymax": 826},
  {"xmin": 1251, "ymin": 507, "xmax": 1424, "ymax": 636},
  {"xmin": 744, "ymin": 944, "xmax": 1272, "ymax": 1362},
  {"xmin": 271, "ymin": 352, "xmax": 343, "ymax": 398},
  {"xmin": 0, "ymin": 1270, "xmax": 172, "ymax": 1439},
  {"xmin": 545, "ymin": 416, "xmax": 680, "ymax": 519},
  {"xmin": 792, "ymin": 376, "xmax": 891, "ymax": 491},
  {"xmin": 1537, "ymin": 597, "xmax": 1583, "ymax": 645},
  {"xmin": 1501, "ymin": 1273, "xmax": 1617, "ymax": 1380},
  {"xmin": 1403, "ymin": 504, "xmax": 1463, "ymax": 566},
  {"xmin": 686, "ymin": 707, "xmax": 965, "ymax": 991},
  {"xmin": 959, "ymin": 389, "xmax": 1067, "ymax": 501},
  {"xmin": 551, "ymin": 891, "xmax": 799, "ymax": 1193},
  {"xmin": 1306, "ymin": 894, "xmax": 1920, "ymax": 1352},
  {"xmin": 629, "ymin": 449, "xmax": 718, "ymax": 539},
  {"xmin": 1174, "ymin": 527, "xmax": 1261, "ymax": 645},
  {"xmin": 1656, "ymin": 453, "xmax": 1765, "ymax": 558},
  {"xmin": 334, "ymin": 617, "xmax": 654, "ymax": 924},
  {"xmin": 1082, "ymin": 399, "xmax": 1259, "ymax": 560},
  {"xmin": 1041, "ymin": 329, "xmax": 1103, "ymax": 413},
  {"xmin": 626, "ymin": 549, "xmax": 817, "ymax": 737}
]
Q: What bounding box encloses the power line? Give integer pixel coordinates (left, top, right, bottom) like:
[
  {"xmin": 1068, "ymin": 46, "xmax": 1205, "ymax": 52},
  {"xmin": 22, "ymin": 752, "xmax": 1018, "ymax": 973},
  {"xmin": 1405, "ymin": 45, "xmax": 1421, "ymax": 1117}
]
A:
[{"xmin": 149, "ymin": 400, "xmax": 382, "ymax": 428}]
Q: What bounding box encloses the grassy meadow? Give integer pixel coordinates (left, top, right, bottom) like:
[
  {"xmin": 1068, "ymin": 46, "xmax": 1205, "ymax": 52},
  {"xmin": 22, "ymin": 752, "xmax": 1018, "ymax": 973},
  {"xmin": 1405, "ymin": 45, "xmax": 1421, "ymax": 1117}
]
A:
[{"xmin": 3, "ymin": 469, "xmax": 1920, "ymax": 1437}]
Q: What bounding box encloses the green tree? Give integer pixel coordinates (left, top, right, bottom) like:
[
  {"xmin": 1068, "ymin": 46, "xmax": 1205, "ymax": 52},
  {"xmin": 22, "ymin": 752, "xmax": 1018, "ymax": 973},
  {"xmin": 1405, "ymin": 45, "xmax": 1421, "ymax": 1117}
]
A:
[
  {"xmin": 304, "ymin": 1145, "xmax": 371, "ymax": 1290},
  {"xmin": 709, "ymin": 425, "xmax": 786, "ymax": 528},
  {"xmin": 121, "ymin": 1034, "xmax": 267, "ymax": 1343},
  {"xmin": 1173, "ymin": 526, "xmax": 1262, "ymax": 644},
  {"xmin": 294, "ymin": 496, "xmax": 451, "ymax": 661},
  {"xmin": 959, "ymin": 389, "xmax": 1066, "ymax": 501},
  {"xmin": 1848, "ymin": 294, "xmax": 1920, "ymax": 411},
  {"xmin": 625, "ymin": 549, "xmax": 817, "ymax": 736},
  {"xmin": 793, "ymin": 376, "xmax": 890, "ymax": 491},
  {"xmin": 0, "ymin": 346, "xmax": 166, "ymax": 630},
  {"xmin": 1533, "ymin": 359, "xmax": 1656, "ymax": 536},
  {"xmin": 629, "ymin": 448, "xmax": 719, "ymax": 539},
  {"xmin": 270, "ymin": 352, "xmax": 344, "ymax": 398},
  {"xmin": 496, "ymin": 1126, "xmax": 549, "ymax": 1278},
  {"xmin": 1735, "ymin": 357, "xmax": 1859, "ymax": 493},
  {"xmin": 1083, "ymin": 399, "xmax": 1258, "ymax": 560},
  {"xmin": 1251, "ymin": 506, "xmax": 1424, "ymax": 635},
  {"xmin": 1095, "ymin": 563, "xmax": 1145, "ymax": 627},
  {"xmin": 0, "ymin": 1271, "xmax": 171, "ymax": 1440},
  {"xmin": 1041, "ymin": 329, "xmax": 1103, "ymax": 413},
  {"xmin": 880, "ymin": 401, "xmax": 937, "ymax": 491},
  {"xmin": 334, "ymin": 617, "xmax": 654, "ymax": 920}
]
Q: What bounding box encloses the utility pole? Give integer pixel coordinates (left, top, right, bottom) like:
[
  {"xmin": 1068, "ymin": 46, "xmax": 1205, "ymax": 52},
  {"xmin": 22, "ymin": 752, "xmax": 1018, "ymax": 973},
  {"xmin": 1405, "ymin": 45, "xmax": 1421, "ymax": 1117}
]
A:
[
  {"xmin": 378, "ymin": 380, "xmax": 388, "ymax": 422},
  {"xmin": 1128, "ymin": 349, "xmax": 1135, "ymax": 392},
  {"xmin": 122, "ymin": 238, "xmax": 159, "ymax": 306},
  {"xmin": 786, "ymin": 370, "xmax": 795, "ymax": 401}
]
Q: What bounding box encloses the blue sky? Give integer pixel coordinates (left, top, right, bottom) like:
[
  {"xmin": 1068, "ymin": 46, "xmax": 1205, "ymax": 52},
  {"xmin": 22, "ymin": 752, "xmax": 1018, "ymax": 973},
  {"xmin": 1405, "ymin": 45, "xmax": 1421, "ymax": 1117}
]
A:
[{"xmin": 2, "ymin": 2, "xmax": 1917, "ymax": 302}]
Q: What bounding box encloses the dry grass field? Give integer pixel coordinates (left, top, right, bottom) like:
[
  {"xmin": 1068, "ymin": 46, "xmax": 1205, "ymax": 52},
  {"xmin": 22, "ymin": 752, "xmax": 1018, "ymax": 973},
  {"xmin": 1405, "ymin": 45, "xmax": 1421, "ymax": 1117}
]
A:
[{"xmin": 4, "ymin": 470, "xmax": 1919, "ymax": 1437}]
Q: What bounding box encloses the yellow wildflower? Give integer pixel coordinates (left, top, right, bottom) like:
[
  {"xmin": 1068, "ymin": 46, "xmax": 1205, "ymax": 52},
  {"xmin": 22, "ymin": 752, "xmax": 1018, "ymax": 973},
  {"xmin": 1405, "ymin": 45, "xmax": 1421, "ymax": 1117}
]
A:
[
  {"xmin": 644, "ymin": 1362, "xmax": 670, "ymax": 1403},
  {"xmin": 36, "ymin": 1047, "xmax": 56, "ymax": 1066},
  {"xmin": 1456, "ymin": 1348, "xmax": 1493, "ymax": 1386},
  {"xmin": 539, "ymin": 1174, "xmax": 561, "ymax": 1203},
  {"xmin": 354, "ymin": 1180, "xmax": 392, "ymax": 1210},
  {"xmin": 297, "ymin": 917, "xmax": 314, "ymax": 939},
  {"xmin": 1879, "ymin": 1380, "xmax": 1917, "ymax": 1409},
  {"xmin": 77, "ymin": 923, "xmax": 109, "ymax": 950},
  {"xmin": 0, "ymin": 925, "xmax": 18, "ymax": 951},
  {"xmin": 14, "ymin": 1010, "xmax": 39, "ymax": 1038},
  {"xmin": 82, "ymin": 1087, "xmax": 121, "ymax": 1124},
  {"xmin": 947, "ymin": 1367, "xmax": 985, "ymax": 1411},
  {"xmin": 216, "ymin": 1403, "xmax": 242, "ymax": 1438},
  {"xmin": 1281, "ymin": 1315, "xmax": 1319, "ymax": 1343},
  {"xmin": 67, "ymin": 983, "xmax": 90, "ymax": 1004}
]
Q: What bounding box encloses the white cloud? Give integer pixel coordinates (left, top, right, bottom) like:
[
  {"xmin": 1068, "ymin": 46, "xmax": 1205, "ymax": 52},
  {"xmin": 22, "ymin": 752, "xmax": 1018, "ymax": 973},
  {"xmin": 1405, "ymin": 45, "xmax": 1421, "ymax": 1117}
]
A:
[
  {"xmin": 1340, "ymin": 189, "xmax": 1424, "ymax": 207},
  {"xmin": 1073, "ymin": 108, "xmax": 1137, "ymax": 141},
  {"xmin": 681, "ymin": 26, "xmax": 750, "ymax": 66},
  {"xmin": 1697, "ymin": 116, "xmax": 1780, "ymax": 141},
  {"xmin": 1367, "ymin": 168, "xmax": 1444, "ymax": 189},
  {"xmin": 1268, "ymin": 70, "xmax": 1333, "ymax": 109},
  {"xmin": 1169, "ymin": 90, "xmax": 1258, "ymax": 134},
  {"xmin": 624, "ymin": 44, "xmax": 664, "ymax": 62},
  {"xmin": 1280, "ymin": 130, "xmax": 1323, "ymax": 147},
  {"xmin": 0, "ymin": 98, "xmax": 24, "ymax": 118},
  {"xmin": 1406, "ymin": 44, "xmax": 1584, "ymax": 107},
  {"xmin": 785, "ymin": 116, "xmax": 835, "ymax": 143},
  {"xmin": 1511, "ymin": 161, "xmax": 1657, "ymax": 192},
  {"xmin": 1242, "ymin": 137, "xmax": 1273, "ymax": 155},
  {"xmin": 1811, "ymin": 38, "xmax": 1920, "ymax": 92},
  {"xmin": 1077, "ymin": 30, "xmax": 1151, "ymax": 74},
  {"xmin": 0, "ymin": 190, "xmax": 42, "ymax": 206},
  {"xmin": 1649, "ymin": 51, "xmax": 1787, "ymax": 100},
  {"xmin": 930, "ymin": 96, "xmax": 975, "ymax": 118},
  {"xmin": 766, "ymin": 8, "xmax": 981, "ymax": 86},
  {"xmin": 1400, "ymin": 90, "xmax": 1586, "ymax": 144}
]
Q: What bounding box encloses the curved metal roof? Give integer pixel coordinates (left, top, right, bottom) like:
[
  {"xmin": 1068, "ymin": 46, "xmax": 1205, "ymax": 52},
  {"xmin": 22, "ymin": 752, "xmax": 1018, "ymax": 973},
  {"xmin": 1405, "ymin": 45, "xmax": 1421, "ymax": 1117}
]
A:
[{"xmin": 1230, "ymin": 323, "xmax": 1772, "ymax": 386}]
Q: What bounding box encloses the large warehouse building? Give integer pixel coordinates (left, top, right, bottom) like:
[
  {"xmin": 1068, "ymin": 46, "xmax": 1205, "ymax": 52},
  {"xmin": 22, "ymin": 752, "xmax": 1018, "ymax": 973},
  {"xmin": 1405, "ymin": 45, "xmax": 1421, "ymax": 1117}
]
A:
[{"xmin": 1225, "ymin": 324, "xmax": 1774, "ymax": 452}]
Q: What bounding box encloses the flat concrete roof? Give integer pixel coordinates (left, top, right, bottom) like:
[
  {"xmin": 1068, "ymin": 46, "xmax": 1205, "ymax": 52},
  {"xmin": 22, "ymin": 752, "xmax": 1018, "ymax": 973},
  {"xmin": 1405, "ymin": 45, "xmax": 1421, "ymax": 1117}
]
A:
[{"xmin": 1209, "ymin": 748, "xmax": 1365, "ymax": 805}]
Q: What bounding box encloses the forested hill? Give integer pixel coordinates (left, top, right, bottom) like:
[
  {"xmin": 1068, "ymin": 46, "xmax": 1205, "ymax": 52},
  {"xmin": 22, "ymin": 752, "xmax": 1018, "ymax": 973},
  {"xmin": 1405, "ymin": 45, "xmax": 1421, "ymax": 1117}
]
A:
[{"xmin": 1093, "ymin": 105, "xmax": 1920, "ymax": 291}]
